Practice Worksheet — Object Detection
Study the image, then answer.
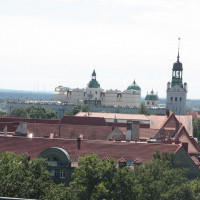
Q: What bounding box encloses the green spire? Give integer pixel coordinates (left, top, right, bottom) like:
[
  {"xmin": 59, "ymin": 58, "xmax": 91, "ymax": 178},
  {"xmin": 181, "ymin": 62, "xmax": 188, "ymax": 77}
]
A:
[
  {"xmin": 92, "ymin": 70, "xmax": 96, "ymax": 77},
  {"xmin": 87, "ymin": 70, "xmax": 100, "ymax": 88}
]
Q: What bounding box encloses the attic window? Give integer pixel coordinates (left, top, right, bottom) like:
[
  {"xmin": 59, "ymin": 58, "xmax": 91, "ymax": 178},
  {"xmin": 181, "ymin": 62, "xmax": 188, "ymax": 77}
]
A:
[
  {"xmin": 118, "ymin": 158, "xmax": 126, "ymax": 168},
  {"xmin": 126, "ymin": 160, "xmax": 134, "ymax": 166},
  {"xmin": 119, "ymin": 161, "xmax": 126, "ymax": 168}
]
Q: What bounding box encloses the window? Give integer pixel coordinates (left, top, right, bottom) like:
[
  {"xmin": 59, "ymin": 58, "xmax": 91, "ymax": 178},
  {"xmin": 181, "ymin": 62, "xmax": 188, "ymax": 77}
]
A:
[
  {"xmin": 171, "ymin": 97, "xmax": 173, "ymax": 101},
  {"xmin": 180, "ymin": 97, "xmax": 182, "ymax": 101},
  {"xmin": 95, "ymin": 91, "xmax": 97, "ymax": 94},
  {"xmin": 147, "ymin": 101, "xmax": 149, "ymax": 105},
  {"xmin": 60, "ymin": 170, "xmax": 66, "ymax": 179},
  {"xmin": 175, "ymin": 97, "xmax": 177, "ymax": 102},
  {"xmin": 50, "ymin": 169, "xmax": 55, "ymax": 177},
  {"xmin": 152, "ymin": 102, "xmax": 154, "ymax": 105}
]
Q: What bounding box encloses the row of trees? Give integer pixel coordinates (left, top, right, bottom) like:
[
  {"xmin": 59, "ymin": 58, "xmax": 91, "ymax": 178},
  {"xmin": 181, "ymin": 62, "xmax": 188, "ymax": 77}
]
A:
[
  {"xmin": 10, "ymin": 105, "xmax": 58, "ymax": 119},
  {"xmin": 1, "ymin": 151, "xmax": 200, "ymax": 200},
  {"xmin": 0, "ymin": 102, "xmax": 151, "ymax": 119}
]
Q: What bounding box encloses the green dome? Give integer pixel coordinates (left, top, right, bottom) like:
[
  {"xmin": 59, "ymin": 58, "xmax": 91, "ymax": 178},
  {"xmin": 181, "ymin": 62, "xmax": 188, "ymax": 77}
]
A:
[
  {"xmin": 145, "ymin": 90, "xmax": 159, "ymax": 101},
  {"xmin": 88, "ymin": 79, "xmax": 100, "ymax": 88},
  {"xmin": 87, "ymin": 70, "xmax": 100, "ymax": 88},
  {"xmin": 127, "ymin": 80, "xmax": 141, "ymax": 90}
]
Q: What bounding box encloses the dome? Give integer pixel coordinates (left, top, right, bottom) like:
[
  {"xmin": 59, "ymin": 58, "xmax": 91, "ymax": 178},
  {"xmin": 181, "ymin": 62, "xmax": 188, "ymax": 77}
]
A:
[
  {"xmin": 145, "ymin": 90, "xmax": 159, "ymax": 101},
  {"xmin": 173, "ymin": 61, "xmax": 183, "ymax": 71},
  {"xmin": 173, "ymin": 52, "xmax": 183, "ymax": 71},
  {"xmin": 88, "ymin": 79, "xmax": 100, "ymax": 88},
  {"xmin": 87, "ymin": 70, "xmax": 100, "ymax": 88},
  {"xmin": 127, "ymin": 80, "xmax": 141, "ymax": 90}
]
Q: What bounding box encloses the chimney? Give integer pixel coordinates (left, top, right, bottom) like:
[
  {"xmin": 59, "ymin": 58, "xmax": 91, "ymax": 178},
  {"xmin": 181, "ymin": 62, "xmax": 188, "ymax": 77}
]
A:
[
  {"xmin": 125, "ymin": 120, "xmax": 140, "ymax": 141},
  {"xmin": 77, "ymin": 137, "xmax": 81, "ymax": 150},
  {"xmin": 131, "ymin": 121, "xmax": 140, "ymax": 141},
  {"xmin": 181, "ymin": 142, "xmax": 188, "ymax": 153},
  {"xmin": 126, "ymin": 120, "xmax": 132, "ymax": 141},
  {"xmin": 166, "ymin": 109, "xmax": 170, "ymax": 118},
  {"xmin": 4, "ymin": 126, "xmax": 7, "ymax": 137}
]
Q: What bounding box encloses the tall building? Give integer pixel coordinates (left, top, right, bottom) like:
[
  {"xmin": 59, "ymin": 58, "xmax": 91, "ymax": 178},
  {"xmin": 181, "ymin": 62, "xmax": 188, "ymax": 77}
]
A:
[{"xmin": 166, "ymin": 43, "xmax": 187, "ymax": 115}]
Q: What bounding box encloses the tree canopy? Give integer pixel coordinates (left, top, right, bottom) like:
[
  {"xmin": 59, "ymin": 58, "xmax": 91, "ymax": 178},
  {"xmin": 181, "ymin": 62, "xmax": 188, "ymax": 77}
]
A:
[
  {"xmin": 1, "ymin": 151, "xmax": 200, "ymax": 200},
  {"xmin": 10, "ymin": 105, "xmax": 58, "ymax": 119},
  {"xmin": 137, "ymin": 103, "xmax": 150, "ymax": 115},
  {"xmin": 64, "ymin": 104, "xmax": 91, "ymax": 116},
  {"xmin": 0, "ymin": 152, "xmax": 66, "ymax": 199}
]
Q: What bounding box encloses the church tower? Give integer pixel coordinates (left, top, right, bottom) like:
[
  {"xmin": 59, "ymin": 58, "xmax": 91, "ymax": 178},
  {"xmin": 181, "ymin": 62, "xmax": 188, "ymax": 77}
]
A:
[{"xmin": 166, "ymin": 38, "xmax": 187, "ymax": 115}]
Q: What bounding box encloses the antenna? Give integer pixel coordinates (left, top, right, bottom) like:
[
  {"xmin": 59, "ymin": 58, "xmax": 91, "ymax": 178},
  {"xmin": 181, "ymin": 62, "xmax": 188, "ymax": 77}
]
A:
[{"xmin": 177, "ymin": 37, "xmax": 181, "ymax": 61}]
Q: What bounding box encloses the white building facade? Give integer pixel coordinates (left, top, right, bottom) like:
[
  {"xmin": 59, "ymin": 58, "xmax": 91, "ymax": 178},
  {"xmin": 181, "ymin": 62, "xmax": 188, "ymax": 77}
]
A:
[
  {"xmin": 55, "ymin": 70, "xmax": 141, "ymax": 108},
  {"xmin": 166, "ymin": 51, "xmax": 187, "ymax": 115}
]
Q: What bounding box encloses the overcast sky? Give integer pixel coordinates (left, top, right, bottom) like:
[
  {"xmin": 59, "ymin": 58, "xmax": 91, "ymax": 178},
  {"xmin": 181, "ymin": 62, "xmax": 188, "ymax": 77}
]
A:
[{"xmin": 0, "ymin": 0, "xmax": 200, "ymax": 99}]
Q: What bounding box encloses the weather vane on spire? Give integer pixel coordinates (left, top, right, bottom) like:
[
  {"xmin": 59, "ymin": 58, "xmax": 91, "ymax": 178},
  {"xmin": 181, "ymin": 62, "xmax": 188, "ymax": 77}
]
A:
[{"xmin": 177, "ymin": 37, "xmax": 181, "ymax": 61}]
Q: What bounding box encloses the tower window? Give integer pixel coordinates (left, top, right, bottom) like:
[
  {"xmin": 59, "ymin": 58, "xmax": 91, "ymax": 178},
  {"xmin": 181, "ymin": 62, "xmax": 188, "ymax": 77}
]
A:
[{"xmin": 175, "ymin": 97, "xmax": 177, "ymax": 102}]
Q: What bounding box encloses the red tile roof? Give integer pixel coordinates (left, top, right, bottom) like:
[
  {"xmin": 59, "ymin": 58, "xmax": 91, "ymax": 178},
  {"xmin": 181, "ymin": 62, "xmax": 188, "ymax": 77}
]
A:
[
  {"xmin": 0, "ymin": 136, "xmax": 181, "ymax": 164},
  {"xmin": 60, "ymin": 116, "xmax": 107, "ymax": 126},
  {"xmin": 0, "ymin": 122, "xmax": 18, "ymax": 133},
  {"xmin": 0, "ymin": 117, "xmax": 59, "ymax": 124}
]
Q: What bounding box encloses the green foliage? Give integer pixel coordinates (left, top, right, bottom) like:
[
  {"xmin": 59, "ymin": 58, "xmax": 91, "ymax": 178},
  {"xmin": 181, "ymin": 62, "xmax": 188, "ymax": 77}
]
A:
[
  {"xmin": 137, "ymin": 103, "xmax": 150, "ymax": 115},
  {"xmin": 1, "ymin": 151, "xmax": 200, "ymax": 200},
  {"xmin": 10, "ymin": 107, "xmax": 28, "ymax": 118},
  {"xmin": 193, "ymin": 118, "xmax": 200, "ymax": 142},
  {"xmin": 68, "ymin": 153, "xmax": 117, "ymax": 200},
  {"xmin": 64, "ymin": 104, "xmax": 91, "ymax": 116},
  {"xmin": 67, "ymin": 152, "xmax": 200, "ymax": 200},
  {"xmin": 10, "ymin": 105, "xmax": 58, "ymax": 119},
  {"xmin": 115, "ymin": 106, "xmax": 120, "ymax": 113},
  {"xmin": 0, "ymin": 110, "xmax": 6, "ymax": 116},
  {"xmin": 0, "ymin": 152, "xmax": 66, "ymax": 199}
]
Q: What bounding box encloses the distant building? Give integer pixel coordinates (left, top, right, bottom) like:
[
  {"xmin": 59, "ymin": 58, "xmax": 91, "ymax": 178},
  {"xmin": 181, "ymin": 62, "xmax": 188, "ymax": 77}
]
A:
[
  {"xmin": 166, "ymin": 44, "xmax": 187, "ymax": 115},
  {"xmin": 55, "ymin": 70, "xmax": 141, "ymax": 108},
  {"xmin": 145, "ymin": 90, "xmax": 159, "ymax": 108}
]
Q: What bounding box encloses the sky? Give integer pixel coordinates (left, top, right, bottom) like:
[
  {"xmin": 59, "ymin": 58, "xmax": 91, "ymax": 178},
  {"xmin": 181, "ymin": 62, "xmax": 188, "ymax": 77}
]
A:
[{"xmin": 0, "ymin": 0, "xmax": 200, "ymax": 99}]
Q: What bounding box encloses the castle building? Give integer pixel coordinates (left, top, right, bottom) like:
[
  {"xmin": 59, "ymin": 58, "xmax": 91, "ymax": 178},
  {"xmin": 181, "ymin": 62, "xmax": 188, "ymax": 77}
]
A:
[
  {"xmin": 145, "ymin": 90, "xmax": 159, "ymax": 108},
  {"xmin": 166, "ymin": 46, "xmax": 187, "ymax": 115},
  {"xmin": 55, "ymin": 70, "xmax": 141, "ymax": 108}
]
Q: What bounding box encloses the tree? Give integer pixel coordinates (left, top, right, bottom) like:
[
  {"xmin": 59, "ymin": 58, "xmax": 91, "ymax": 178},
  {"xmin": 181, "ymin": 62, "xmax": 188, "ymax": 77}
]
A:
[
  {"xmin": 67, "ymin": 153, "xmax": 117, "ymax": 200},
  {"xmin": 64, "ymin": 104, "xmax": 91, "ymax": 116},
  {"xmin": 137, "ymin": 103, "xmax": 150, "ymax": 115},
  {"xmin": 10, "ymin": 105, "xmax": 58, "ymax": 119},
  {"xmin": 0, "ymin": 110, "xmax": 6, "ymax": 116},
  {"xmin": 67, "ymin": 152, "xmax": 198, "ymax": 200},
  {"xmin": 0, "ymin": 152, "xmax": 66, "ymax": 199},
  {"xmin": 10, "ymin": 107, "xmax": 28, "ymax": 118},
  {"xmin": 115, "ymin": 106, "xmax": 120, "ymax": 113}
]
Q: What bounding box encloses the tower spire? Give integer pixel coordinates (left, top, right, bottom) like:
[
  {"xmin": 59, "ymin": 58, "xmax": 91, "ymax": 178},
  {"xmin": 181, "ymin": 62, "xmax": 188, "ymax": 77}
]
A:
[{"xmin": 177, "ymin": 37, "xmax": 181, "ymax": 62}]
